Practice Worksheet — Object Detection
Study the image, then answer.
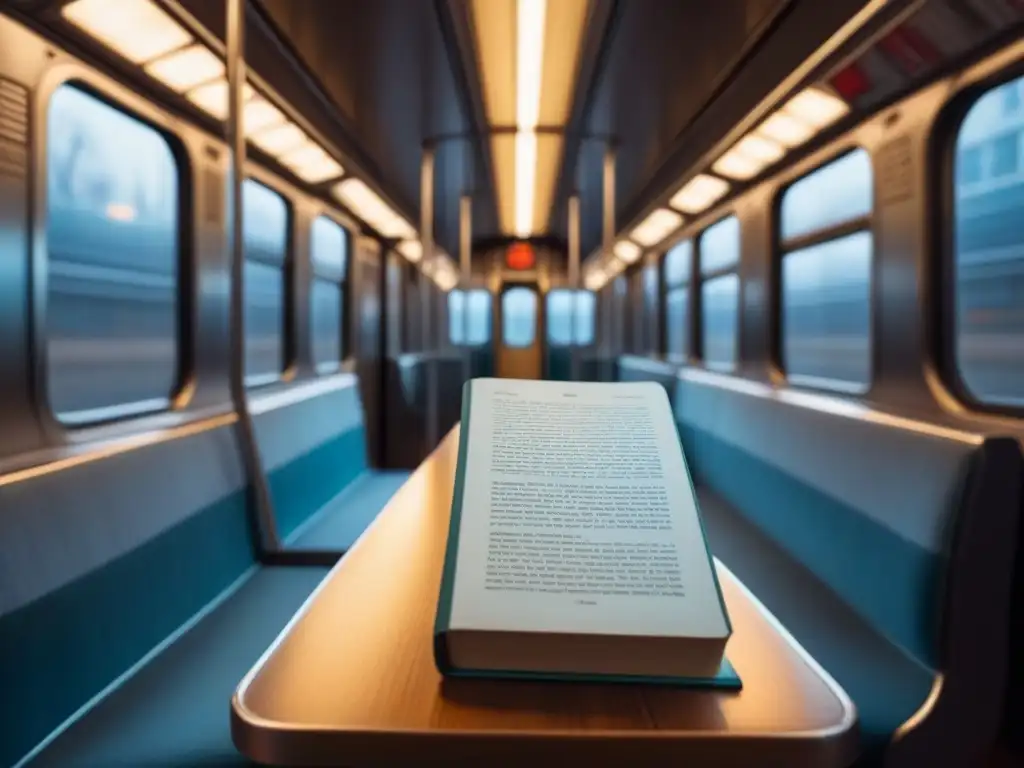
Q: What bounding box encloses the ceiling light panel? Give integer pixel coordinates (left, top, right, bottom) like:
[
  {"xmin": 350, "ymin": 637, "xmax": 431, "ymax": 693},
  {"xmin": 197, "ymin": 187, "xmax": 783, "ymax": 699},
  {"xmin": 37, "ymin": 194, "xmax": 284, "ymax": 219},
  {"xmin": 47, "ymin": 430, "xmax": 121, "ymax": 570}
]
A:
[
  {"xmin": 756, "ymin": 110, "xmax": 814, "ymax": 148},
  {"xmin": 397, "ymin": 240, "xmax": 422, "ymax": 263},
  {"xmin": 514, "ymin": 130, "xmax": 537, "ymax": 237},
  {"xmin": 670, "ymin": 174, "xmax": 731, "ymax": 214},
  {"xmin": 733, "ymin": 133, "xmax": 785, "ymax": 164},
  {"xmin": 630, "ymin": 208, "xmax": 683, "ymax": 247},
  {"xmin": 249, "ymin": 122, "xmax": 306, "ymax": 155},
  {"xmin": 279, "ymin": 142, "xmax": 343, "ymax": 183},
  {"xmin": 784, "ymin": 87, "xmax": 849, "ymax": 129},
  {"xmin": 145, "ymin": 44, "xmax": 222, "ymax": 92},
  {"xmin": 516, "ymin": 0, "xmax": 547, "ymax": 131},
  {"xmin": 186, "ymin": 79, "xmax": 253, "ymax": 120},
  {"xmin": 63, "ymin": 0, "xmax": 192, "ymax": 64},
  {"xmin": 712, "ymin": 150, "xmax": 765, "ymax": 180},
  {"xmin": 332, "ymin": 178, "xmax": 415, "ymax": 240},
  {"xmin": 613, "ymin": 240, "xmax": 641, "ymax": 264},
  {"xmin": 243, "ymin": 97, "xmax": 286, "ymax": 135}
]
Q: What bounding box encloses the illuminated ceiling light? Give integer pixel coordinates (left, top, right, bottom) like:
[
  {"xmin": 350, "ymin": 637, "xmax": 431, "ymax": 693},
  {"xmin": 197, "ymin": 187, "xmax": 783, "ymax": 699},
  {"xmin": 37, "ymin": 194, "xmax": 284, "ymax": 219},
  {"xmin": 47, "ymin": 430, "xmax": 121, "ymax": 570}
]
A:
[
  {"xmin": 613, "ymin": 240, "xmax": 642, "ymax": 264},
  {"xmin": 733, "ymin": 133, "xmax": 785, "ymax": 164},
  {"xmin": 63, "ymin": 0, "xmax": 192, "ymax": 64},
  {"xmin": 784, "ymin": 86, "xmax": 849, "ymax": 130},
  {"xmin": 630, "ymin": 208, "xmax": 683, "ymax": 247},
  {"xmin": 186, "ymin": 79, "xmax": 253, "ymax": 120},
  {"xmin": 397, "ymin": 240, "xmax": 422, "ymax": 263},
  {"xmin": 279, "ymin": 142, "xmax": 344, "ymax": 183},
  {"xmin": 516, "ymin": 0, "xmax": 546, "ymax": 131},
  {"xmin": 145, "ymin": 44, "xmax": 222, "ymax": 92},
  {"xmin": 712, "ymin": 149, "xmax": 765, "ymax": 180},
  {"xmin": 513, "ymin": 0, "xmax": 546, "ymax": 238},
  {"xmin": 514, "ymin": 131, "xmax": 537, "ymax": 237},
  {"xmin": 243, "ymin": 96, "xmax": 286, "ymax": 135},
  {"xmin": 332, "ymin": 178, "xmax": 415, "ymax": 240},
  {"xmin": 670, "ymin": 174, "xmax": 731, "ymax": 214},
  {"xmin": 249, "ymin": 122, "xmax": 306, "ymax": 155},
  {"xmin": 756, "ymin": 110, "xmax": 814, "ymax": 148},
  {"xmin": 584, "ymin": 269, "xmax": 606, "ymax": 291}
]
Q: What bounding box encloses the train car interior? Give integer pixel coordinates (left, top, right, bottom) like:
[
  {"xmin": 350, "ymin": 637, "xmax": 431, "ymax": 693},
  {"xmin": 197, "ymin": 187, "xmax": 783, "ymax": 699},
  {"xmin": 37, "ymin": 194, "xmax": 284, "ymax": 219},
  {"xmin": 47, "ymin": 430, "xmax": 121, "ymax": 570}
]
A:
[{"xmin": 0, "ymin": 0, "xmax": 1022, "ymax": 766}]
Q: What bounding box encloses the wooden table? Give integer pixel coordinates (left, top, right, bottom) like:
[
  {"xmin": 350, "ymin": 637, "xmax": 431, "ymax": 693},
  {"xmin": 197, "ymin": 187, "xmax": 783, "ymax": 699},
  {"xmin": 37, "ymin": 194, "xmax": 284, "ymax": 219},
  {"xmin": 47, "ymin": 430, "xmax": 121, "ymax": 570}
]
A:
[{"xmin": 232, "ymin": 426, "xmax": 859, "ymax": 767}]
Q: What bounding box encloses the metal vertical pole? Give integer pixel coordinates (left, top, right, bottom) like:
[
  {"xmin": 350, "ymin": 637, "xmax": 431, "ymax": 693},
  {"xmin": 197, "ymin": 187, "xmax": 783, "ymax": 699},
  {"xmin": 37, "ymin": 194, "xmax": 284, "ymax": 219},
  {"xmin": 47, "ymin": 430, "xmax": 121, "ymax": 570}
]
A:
[
  {"xmin": 227, "ymin": 0, "xmax": 277, "ymax": 552},
  {"xmin": 459, "ymin": 194, "xmax": 472, "ymax": 388},
  {"xmin": 567, "ymin": 194, "xmax": 581, "ymax": 382},
  {"xmin": 420, "ymin": 145, "xmax": 437, "ymax": 450},
  {"xmin": 601, "ymin": 145, "xmax": 616, "ymax": 381}
]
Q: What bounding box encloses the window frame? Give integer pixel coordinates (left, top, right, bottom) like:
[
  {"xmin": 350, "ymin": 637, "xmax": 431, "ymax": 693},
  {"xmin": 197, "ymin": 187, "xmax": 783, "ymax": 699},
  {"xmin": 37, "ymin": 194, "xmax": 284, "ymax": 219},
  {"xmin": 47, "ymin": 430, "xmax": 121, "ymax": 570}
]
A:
[
  {"xmin": 936, "ymin": 61, "xmax": 1024, "ymax": 416},
  {"xmin": 308, "ymin": 212, "xmax": 350, "ymax": 374},
  {"xmin": 36, "ymin": 72, "xmax": 192, "ymax": 430},
  {"xmin": 772, "ymin": 146, "xmax": 875, "ymax": 394}
]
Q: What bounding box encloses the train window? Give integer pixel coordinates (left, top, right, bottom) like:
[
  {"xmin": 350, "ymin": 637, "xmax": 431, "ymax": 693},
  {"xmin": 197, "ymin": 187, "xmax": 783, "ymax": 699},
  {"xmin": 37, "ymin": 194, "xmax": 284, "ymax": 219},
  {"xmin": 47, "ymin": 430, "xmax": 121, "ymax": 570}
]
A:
[
  {"xmin": 779, "ymin": 150, "xmax": 873, "ymax": 390},
  {"xmin": 642, "ymin": 261, "xmax": 659, "ymax": 354},
  {"xmin": 502, "ymin": 287, "xmax": 537, "ymax": 348},
  {"xmin": 449, "ymin": 289, "xmax": 491, "ymax": 345},
  {"xmin": 310, "ymin": 216, "xmax": 348, "ymax": 372},
  {"xmin": 664, "ymin": 239, "xmax": 691, "ymax": 360},
  {"xmin": 701, "ymin": 274, "xmax": 739, "ymax": 370},
  {"xmin": 699, "ymin": 218, "xmax": 741, "ymax": 370},
  {"xmin": 780, "ymin": 149, "xmax": 871, "ymax": 241},
  {"xmin": 46, "ymin": 83, "xmax": 179, "ymax": 422},
  {"xmin": 782, "ymin": 233, "xmax": 872, "ymax": 389},
  {"xmin": 547, "ymin": 289, "xmax": 595, "ymax": 346},
  {"xmin": 953, "ymin": 74, "xmax": 1024, "ymax": 407},
  {"xmin": 243, "ymin": 180, "xmax": 288, "ymax": 385}
]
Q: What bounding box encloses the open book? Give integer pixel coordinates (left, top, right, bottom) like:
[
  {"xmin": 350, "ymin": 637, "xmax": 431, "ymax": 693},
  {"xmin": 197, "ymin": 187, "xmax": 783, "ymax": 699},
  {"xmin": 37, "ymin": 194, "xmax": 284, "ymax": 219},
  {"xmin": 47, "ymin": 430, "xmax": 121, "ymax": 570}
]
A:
[{"xmin": 434, "ymin": 378, "xmax": 737, "ymax": 687}]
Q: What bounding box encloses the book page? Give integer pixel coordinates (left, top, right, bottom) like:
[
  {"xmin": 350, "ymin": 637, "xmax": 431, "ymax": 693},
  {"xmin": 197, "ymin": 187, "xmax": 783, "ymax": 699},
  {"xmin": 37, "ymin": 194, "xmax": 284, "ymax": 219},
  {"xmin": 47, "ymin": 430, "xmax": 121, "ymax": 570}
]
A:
[{"xmin": 448, "ymin": 378, "xmax": 729, "ymax": 640}]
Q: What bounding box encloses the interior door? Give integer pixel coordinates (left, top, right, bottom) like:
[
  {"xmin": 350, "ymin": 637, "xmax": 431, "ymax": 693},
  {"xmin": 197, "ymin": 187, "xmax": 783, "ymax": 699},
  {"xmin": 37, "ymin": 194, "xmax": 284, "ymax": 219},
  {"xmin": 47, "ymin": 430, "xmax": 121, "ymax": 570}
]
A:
[{"xmin": 496, "ymin": 284, "xmax": 542, "ymax": 379}]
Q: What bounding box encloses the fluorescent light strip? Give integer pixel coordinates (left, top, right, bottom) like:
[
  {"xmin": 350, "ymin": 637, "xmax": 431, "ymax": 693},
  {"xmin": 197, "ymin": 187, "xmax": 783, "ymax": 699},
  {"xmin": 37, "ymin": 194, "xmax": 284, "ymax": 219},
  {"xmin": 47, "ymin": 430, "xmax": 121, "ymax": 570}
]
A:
[
  {"xmin": 784, "ymin": 87, "xmax": 849, "ymax": 129},
  {"xmin": 630, "ymin": 208, "xmax": 683, "ymax": 247},
  {"xmin": 513, "ymin": 0, "xmax": 546, "ymax": 238},
  {"xmin": 712, "ymin": 149, "xmax": 764, "ymax": 180},
  {"xmin": 514, "ymin": 131, "xmax": 537, "ymax": 238},
  {"xmin": 670, "ymin": 174, "xmax": 730, "ymax": 214},
  {"xmin": 145, "ymin": 44, "xmax": 223, "ymax": 92},
  {"xmin": 756, "ymin": 110, "xmax": 814, "ymax": 148},
  {"xmin": 63, "ymin": 0, "xmax": 192, "ymax": 64},
  {"xmin": 186, "ymin": 79, "xmax": 253, "ymax": 120},
  {"xmin": 244, "ymin": 97, "xmax": 287, "ymax": 135},
  {"xmin": 249, "ymin": 122, "xmax": 306, "ymax": 154},
  {"xmin": 613, "ymin": 240, "xmax": 641, "ymax": 264}
]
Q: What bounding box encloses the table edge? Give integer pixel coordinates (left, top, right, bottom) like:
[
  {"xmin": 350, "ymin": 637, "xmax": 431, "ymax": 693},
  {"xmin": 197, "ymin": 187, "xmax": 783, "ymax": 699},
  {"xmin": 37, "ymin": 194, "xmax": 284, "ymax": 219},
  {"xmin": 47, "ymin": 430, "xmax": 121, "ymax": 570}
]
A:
[{"xmin": 231, "ymin": 553, "xmax": 858, "ymax": 764}]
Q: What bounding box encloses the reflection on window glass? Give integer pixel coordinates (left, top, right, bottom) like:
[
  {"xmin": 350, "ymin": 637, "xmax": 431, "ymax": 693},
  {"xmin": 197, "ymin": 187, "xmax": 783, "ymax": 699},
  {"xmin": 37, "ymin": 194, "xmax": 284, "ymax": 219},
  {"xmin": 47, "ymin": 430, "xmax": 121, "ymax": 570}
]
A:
[
  {"xmin": 502, "ymin": 287, "xmax": 537, "ymax": 348},
  {"xmin": 311, "ymin": 281, "xmax": 342, "ymax": 371},
  {"xmin": 955, "ymin": 74, "xmax": 1024, "ymax": 407},
  {"xmin": 783, "ymin": 233, "xmax": 871, "ymax": 389},
  {"xmin": 664, "ymin": 239, "xmax": 692, "ymax": 286},
  {"xmin": 449, "ymin": 289, "xmax": 492, "ymax": 345},
  {"xmin": 243, "ymin": 180, "xmax": 287, "ymax": 384},
  {"xmin": 780, "ymin": 150, "xmax": 872, "ymax": 241},
  {"xmin": 575, "ymin": 291, "xmax": 596, "ymax": 345},
  {"xmin": 700, "ymin": 217, "xmax": 740, "ymax": 275},
  {"xmin": 701, "ymin": 274, "xmax": 739, "ymax": 370},
  {"xmin": 666, "ymin": 287, "xmax": 689, "ymax": 360},
  {"xmin": 46, "ymin": 84, "xmax": 179, "ymax": 421}
]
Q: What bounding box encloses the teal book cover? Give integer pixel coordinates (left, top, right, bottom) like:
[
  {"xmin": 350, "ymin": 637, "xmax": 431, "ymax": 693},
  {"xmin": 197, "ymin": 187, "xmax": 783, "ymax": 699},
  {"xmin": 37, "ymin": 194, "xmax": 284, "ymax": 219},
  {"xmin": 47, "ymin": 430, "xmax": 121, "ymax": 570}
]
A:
[{"xmin": 433, "ymin": 380, "xmax": 741, "ymax": 691}]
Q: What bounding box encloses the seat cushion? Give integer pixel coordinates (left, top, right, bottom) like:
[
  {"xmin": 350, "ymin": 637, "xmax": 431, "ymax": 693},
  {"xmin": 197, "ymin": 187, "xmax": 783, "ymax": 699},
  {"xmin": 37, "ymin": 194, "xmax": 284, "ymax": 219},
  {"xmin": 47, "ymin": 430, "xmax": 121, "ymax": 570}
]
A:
[
  {"xmin": 697, "ymin": 486, "xmax": 934, "ymax": 756},
  {"xmin": 290, "ymin": 470, "xmax": 411, "ymax": 550},
  {"xmin": 26, "ymin": 566, "xmax": 328, "ymax": 768}
]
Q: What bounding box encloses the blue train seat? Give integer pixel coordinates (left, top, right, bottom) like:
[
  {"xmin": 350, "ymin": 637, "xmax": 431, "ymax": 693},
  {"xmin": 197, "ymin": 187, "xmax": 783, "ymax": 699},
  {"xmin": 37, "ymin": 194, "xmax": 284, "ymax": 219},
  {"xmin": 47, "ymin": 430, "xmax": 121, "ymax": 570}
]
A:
[
  {"xmin": 0, "ymin": 418, "xmax": 329, "ymax": 767},
  {"xmin": 251, "ymin": 374, "xmax": 410, "ymax": 551},
  {"xmin": 672, "ymin": 367, "xmax": 1022, "ymax": 766}
]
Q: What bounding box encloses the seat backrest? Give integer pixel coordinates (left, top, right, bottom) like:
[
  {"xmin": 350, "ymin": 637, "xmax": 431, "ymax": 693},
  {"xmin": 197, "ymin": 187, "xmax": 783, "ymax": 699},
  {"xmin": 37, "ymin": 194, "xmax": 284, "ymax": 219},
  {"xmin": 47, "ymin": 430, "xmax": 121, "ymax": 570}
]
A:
[
  {"xmin": 251, "ymin": 374, "xmax": 370, "ymax": 543},
  {"xmin": 0, "ymin": 418, "xmax": 252, "ymax": 768},
  {"xmin": 673, "ymin": 368, "xmax": 1022, "ymax": 762}
]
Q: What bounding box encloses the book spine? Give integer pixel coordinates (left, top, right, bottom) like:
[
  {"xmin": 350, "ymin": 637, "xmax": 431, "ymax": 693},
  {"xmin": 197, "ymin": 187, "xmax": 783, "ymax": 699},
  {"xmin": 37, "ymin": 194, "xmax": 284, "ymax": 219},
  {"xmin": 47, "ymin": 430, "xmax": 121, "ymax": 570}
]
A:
[{"xmin": 432, "ymin": 379, "xmax": 474, "ymax": 671}]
